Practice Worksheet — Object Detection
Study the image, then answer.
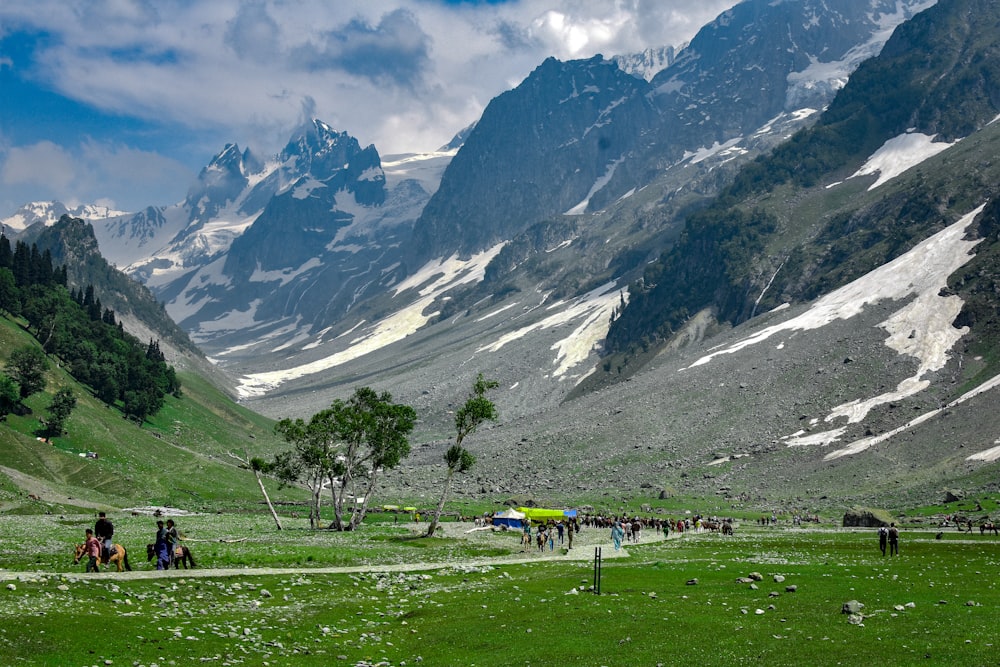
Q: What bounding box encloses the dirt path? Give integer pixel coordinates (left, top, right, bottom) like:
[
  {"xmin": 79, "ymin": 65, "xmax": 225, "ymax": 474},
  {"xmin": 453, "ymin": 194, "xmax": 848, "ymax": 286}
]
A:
[
  {"xmin": 0, "ymin": 465, "xmax": 109, "ymax": 512},
  {"xmin": 0, "ymin": 524, "xmax": 674, "ymax": 582}
]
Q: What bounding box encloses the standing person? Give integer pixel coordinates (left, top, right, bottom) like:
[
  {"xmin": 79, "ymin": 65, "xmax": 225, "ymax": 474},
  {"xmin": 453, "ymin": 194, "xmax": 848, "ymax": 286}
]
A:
[
  {"xmin": 94, "ymin": 511, "xmax": 114, "ymax": 565},
  {"xmin": 611, "ymin": 521, "xmax": 624, "ymax": 551},
  {"xmin": 165, "ymin": 519, "xmax": 180, "ymax": 567},
  {"xmin": 567, "ymin": 521, "xmax": 574, "ymax": 550},
  {"xmin": 888, "ymin": 523, "xmax": 900, "ymax": 556},
  {"xmin": 556, "ymin": 520, "xmax": 565, "ymax": 546},
  {"xmin": 154, "ymin": 520, "xmax": 170, "ymax": 570},
  {"xmin": 878, "ymin": 525, "xmax": 888, "ymax": 556},
  {"xmin": 82, "ymin": 528, "xmax": 101, "ymax": 573}
]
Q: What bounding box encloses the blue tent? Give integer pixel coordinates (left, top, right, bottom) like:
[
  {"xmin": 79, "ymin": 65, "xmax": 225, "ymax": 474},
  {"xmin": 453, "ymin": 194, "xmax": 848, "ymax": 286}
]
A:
[{"xmin": 492, "ymin": 508, "xmax": 526, "ymax": 529}]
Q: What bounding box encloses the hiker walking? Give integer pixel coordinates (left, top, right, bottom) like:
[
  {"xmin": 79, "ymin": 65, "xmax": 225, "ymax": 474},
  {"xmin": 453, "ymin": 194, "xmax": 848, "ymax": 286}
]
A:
[
  {"xmin": 878, "ymin": 525, "xmax": 888, "ymax": 556},
  {"xmin": 82, "ymin": 528, "xmax": 101, "ymax": 573},
  {"xmin": 888, "ymin": 523, "xmax": 900, "ymax": 556}
]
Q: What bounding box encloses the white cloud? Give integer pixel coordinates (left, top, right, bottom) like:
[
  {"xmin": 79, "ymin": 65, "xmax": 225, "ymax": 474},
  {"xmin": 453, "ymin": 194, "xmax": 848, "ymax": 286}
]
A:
[
  {"xmin": 3, "ymin": 1, "xmax": 738, "ymax": 157},
  {"xmin": 0, "ymin": 1, "xmax": 738, "ymax": 211},
  {"xmin": 0, "ymin": 138, "xmax": 193, "ymax": 211}
]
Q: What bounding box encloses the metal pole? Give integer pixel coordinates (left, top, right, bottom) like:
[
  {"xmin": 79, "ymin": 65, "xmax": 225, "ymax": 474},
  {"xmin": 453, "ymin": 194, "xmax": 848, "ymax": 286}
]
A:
[{"xmin": 593, "ymin": 546, "xmax": 602, "ymax": 595}]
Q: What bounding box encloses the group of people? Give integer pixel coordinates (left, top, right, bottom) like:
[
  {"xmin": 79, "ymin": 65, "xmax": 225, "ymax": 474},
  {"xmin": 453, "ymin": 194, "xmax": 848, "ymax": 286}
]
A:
[
  {"xmin": 80, "ymin": 511, "xmax": 183, "ymax": 571},
  {"xmin": 878, "ymin": 523, "xmax": 900, "ymax": 556},
  {"xmin": 521, "ymin": 518, "xmax": 576, "ymax": 552},
  {"xmin": 153, "ymin": 518, "xmax": 181, "ymax": 569}
]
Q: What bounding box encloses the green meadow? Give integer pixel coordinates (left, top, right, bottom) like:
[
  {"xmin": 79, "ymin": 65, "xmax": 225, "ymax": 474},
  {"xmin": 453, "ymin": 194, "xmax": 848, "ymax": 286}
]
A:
[{"xmin": 1, "ymin": 512, "xmax": 997, "ymax": 667}]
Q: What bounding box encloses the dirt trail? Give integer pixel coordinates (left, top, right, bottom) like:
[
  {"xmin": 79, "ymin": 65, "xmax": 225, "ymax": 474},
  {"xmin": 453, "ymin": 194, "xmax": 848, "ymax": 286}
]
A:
[
  {"xmin": 0, "ymin": 465, "xmax": 109, "ymax": 512},
  {"xmin": 0, "ymin": 524, "xmax": 675, "ymax": 582}
]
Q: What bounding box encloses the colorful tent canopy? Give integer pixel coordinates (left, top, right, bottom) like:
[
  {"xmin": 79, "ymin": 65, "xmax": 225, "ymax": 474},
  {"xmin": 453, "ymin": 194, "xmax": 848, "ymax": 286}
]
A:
[
  {"xmin": 492, "ymin": 508, "xmax": 525, "ymax": 529},
  {"xmin": 517, "ymin": 507, "xmax": 577, "ymax": 522}
]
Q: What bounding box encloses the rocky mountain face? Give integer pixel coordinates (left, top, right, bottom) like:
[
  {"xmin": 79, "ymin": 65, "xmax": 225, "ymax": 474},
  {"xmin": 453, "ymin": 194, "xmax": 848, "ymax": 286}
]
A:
[
  {"xmin": 609, "ymin": 46, "xmax": 677, "ymax": 81},
  {"xmin": 11, "ymin": 0, "xmax": 1000, "ymax": 508},
  {"xmin": 409, "ymin": 0, "xmax": 935, "ymax": 267}
]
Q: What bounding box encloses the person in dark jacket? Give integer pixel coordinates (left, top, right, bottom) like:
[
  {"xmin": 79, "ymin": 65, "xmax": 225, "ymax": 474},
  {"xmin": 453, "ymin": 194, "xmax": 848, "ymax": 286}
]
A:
[
  {"xmin": 154, "ymin": 520, "xmax": 170, "ymax": 570},
  {"xmin": 94, "ymin": 511, "xmax": 114, "ymax": 563}
]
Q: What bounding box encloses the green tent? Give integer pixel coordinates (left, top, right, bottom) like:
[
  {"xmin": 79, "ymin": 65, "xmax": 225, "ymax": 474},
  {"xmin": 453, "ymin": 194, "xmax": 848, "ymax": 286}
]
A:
[{"xmin": 518, "ymin": 507, "xmax": 577, "ymax": 523}]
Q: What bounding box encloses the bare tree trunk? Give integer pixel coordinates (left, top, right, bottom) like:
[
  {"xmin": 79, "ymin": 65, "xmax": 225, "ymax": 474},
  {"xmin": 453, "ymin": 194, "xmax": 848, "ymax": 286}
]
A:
[
  {"xmin": 254, "ymin": 468, "xmax": 283, "ymax": 530},
  {"xmin": 425, "ymin": 469, "xmax": 454, "ymax": 537},
  {"xmin": 311, "ymin": 474, "xmax": 323, "ymax": 530},
  {"xmin": 329, "ymin": 473, "xmax": 347, "ymax": 530},
  {"xmin": 350, "ymin": 473, "xmax": 379, "ymax": 530},
  {"xmin": 229, "ymin": 450, "xmax": 284, "ymax": 531}
]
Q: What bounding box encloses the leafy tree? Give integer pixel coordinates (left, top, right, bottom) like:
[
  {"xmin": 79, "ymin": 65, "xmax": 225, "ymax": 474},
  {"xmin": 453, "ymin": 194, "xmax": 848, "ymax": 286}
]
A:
[
  {"xmin": 6, "ymin": 345, "xmax": 49, "ymax": 400},
  {"xmin": 425, "ymin": 374, "xmax": 499, "ymax": 537},
  {"xmin": 0, "ymin": 373, "xmax": 18, "ymax": 418},
  {"xmin": 274, "ymin": 387, "xmax": 416, "ymax": 531},
  {"xmin": 272, "ymin": 416, "xmax": 337, "ymax": 529},
  {"xmin": 0, "ymin": 267, "xmax": 18, "ymax": 315},
  {"xmin": 44, "ymin": 388, "xmax": 76, "ymax": 437}
]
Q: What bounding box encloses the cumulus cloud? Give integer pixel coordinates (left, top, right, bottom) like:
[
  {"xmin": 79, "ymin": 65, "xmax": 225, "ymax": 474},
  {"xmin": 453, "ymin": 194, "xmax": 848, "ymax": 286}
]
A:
[
  {"xmin": 0, "ymin": 0, "xmax": 739, "ymax": 209},
  {"xmin": 1, "ymin": 141, "xmax": 77, "ymax": 191},
  {"xmin": 0, "ymin": 139, "xmax": 192, "ymax": 211},
  {"xmin": 225, "ymin": 1, "xmax": 282, "ymax": 64},
  {"xmin": 297, "ymin": 9, "xmax": 432, "ymax": 88}
]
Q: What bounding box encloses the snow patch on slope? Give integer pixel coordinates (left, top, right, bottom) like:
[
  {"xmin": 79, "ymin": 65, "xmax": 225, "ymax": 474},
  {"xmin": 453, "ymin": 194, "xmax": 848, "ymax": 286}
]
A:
[
  {"xmin": 476, "ymin": 281, "xmax": 625, "ymax": 381},
  {"xmin": 682, "ymin": 205, "xmax": 986, "ymax": 456},
  {"xmin": 564, "ymin": 156, "xmax": 625, "ymax": 215},
  {"xmin": 784, "ymin": 0, "xmax": 938, "ymax": 110},
  {"xmin": 849, "ymin": 132, "xmax": 955, "ymax": 190},
  {"xmin": 235, "ymin": 244, "xmax": 505, "ymax": 398}
]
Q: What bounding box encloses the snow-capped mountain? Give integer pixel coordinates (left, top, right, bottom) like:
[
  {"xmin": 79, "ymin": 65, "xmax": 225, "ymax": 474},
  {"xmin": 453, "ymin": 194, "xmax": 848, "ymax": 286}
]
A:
[
  {"xmin": 9, "ymin": 0, "xmax": 1000, "ymax": 505},
  {"xmin": 609, "ymin": 45, "xmax": 678, "ymax": 81},
  {"xmin": 4, "ymin": 0, "xmax": 937, "ymax": 397},
  {"xmin": 2, "ymin": 201, "xmax": 128, "ymax": 234}
]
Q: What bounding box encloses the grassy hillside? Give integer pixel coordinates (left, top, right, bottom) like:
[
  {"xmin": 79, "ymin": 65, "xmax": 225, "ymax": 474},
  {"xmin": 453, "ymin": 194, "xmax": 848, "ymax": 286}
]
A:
[{"xmin": 0, "ymin": 314, "xmax": 306, "ymax": 514}]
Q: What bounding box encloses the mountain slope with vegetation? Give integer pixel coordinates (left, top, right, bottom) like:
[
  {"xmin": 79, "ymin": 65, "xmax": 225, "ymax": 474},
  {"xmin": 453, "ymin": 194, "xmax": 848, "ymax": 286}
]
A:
[
  {"xmin": 0, "ymin": 307, "xmax": 297, "ymax": 514},
  {"xmin": 606, "ymin": 0, "xmax": 1000, "ymax": 376}
]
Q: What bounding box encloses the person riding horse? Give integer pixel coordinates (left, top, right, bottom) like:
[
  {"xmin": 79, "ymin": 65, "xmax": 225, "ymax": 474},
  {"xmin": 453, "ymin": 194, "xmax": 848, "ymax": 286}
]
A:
[{"xmin": 94, "ymin": 511, "xmax": 114, "ymax": 563}]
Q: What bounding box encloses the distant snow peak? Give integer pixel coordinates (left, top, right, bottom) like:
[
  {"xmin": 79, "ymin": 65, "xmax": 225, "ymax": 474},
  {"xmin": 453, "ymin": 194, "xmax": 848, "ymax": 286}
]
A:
[
  {"xmin": 783, "ymin": 0, "xmax": 939, "ymax": 111},
  {"xmin": 609, "ymin": 45, "xmax": 678, "ymax": 82},
  {"xmin": 1, "ymin": 201, "xmax": 129, "ymax": 232},
  {"xmin": 849, "ymin": 132, "xmax": 956, "ymax": 190}
]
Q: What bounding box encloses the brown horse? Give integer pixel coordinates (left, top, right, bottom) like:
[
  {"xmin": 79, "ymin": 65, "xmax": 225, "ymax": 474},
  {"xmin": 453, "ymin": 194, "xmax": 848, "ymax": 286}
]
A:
[
  {"xmin": 73, "ymin": 542, "xmax": 132, "ymax": 572},
  {"xmin": 981, "ymin": 521, "xmax": 999, "ymax": 536},
  {"xmin": 721, "ymin": 522, "xmax": 734, "ymax": 536},
  {"xmin": 146, "ymin": 543, "xmax": 197, "ymax": 569}
]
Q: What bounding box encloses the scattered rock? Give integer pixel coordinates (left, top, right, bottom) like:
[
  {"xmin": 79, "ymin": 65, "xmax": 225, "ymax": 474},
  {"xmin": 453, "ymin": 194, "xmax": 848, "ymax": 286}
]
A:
[
  {"xmin": 748, "ymin": 572, "xmax": 763, "ymax": 581},
  {"xmin": 773, "ymin": 574, "xmax": 785, "ymax": 583},
  {"xmin": 842, "ymin": 507, "xmax": 893, "ymax": 527},
  {"xmin": 842, "ymin": 600, "xmax": 864, "ymax": 615},
  {"xmin": 943, "ymin": 489, "xmax": 965, "ymax": 503},
  {"xmin": 785, "ymin": 585, "xmax": 797, "ymax": 593},
  {"xmin": 686, "ymin": 578, "xmax": 698, "ymax": 586}
]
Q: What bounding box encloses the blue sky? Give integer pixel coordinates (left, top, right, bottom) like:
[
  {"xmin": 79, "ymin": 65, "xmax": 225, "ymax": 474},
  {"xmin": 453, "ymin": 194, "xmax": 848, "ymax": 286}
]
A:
[{"xmin": 0, "ymin": 1, "xmax": 737, "ymax": 213}]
